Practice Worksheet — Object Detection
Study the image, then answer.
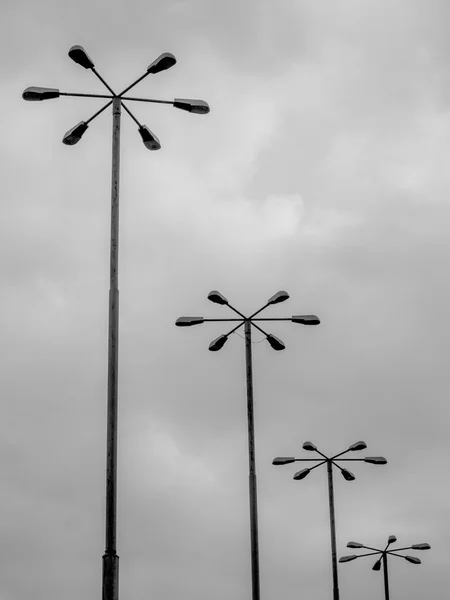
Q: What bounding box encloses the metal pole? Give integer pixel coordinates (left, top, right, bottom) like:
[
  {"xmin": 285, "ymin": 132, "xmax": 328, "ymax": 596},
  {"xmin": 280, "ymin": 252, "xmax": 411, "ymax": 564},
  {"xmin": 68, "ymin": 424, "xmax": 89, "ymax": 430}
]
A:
[
  {"xmin": 382, "ymin": 553, "xmax": 390, "ymax": 600},
  {"xmin": 102, "ymin": 96, "xmax": 121, "ymax": 600},
  {"xmin": 244, "ymin": 320, "xmax": 260, "ymax": 600},
  {"xmin": 326, "ymin": 461, "xmax": 339, "ymax": 600}
]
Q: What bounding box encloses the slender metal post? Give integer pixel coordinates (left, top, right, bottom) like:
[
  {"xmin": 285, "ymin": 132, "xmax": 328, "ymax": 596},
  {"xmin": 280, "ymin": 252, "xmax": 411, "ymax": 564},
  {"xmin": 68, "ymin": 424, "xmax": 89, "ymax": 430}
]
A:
[
  {"xmin": 382, "ymin": 553, "xmax": 390, "ymax": 600},
  {"xmin": 326, "ymin": 460, "xmax": 339, "ymax": 600},
  {"xmin": 102, "ymin": 96, "xmax": 121, "ymax": 600},
  {"xmin": 244, "ymin": 320, "xmax": 260, "ymax": 600}
]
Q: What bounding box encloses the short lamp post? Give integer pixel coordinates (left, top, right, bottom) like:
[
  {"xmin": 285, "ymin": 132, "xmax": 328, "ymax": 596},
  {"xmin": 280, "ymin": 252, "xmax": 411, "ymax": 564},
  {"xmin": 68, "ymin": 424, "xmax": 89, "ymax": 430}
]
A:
[
  {"xmin": 176, "ymin": 290, "xmax": 320, "ymax": 600},
  {"xmin": 273, "ymin": 441, "xmax": 387, "ymax": 600},
  {"xmin": 23, "ymin": 45, "xmax": 209, "ymax": 600},
  {"xmin": 340, "ymin": 535, "xmax": 431, "ymax": 600}
]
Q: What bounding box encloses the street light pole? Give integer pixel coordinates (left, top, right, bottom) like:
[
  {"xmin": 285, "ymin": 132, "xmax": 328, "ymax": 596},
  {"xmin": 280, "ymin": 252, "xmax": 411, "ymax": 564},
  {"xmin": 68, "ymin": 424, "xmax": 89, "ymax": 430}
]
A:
[
  {"xmin": 273, "ymin": 441, "xmax": 387, "ymax": 600},
  {"xmin": 244, "ymin": 319, "xmax": 260, "ymax": 600},
  {"xmin": 382, "ymin": 552, "xmax": 390, "ymax": 600},
  {"xmin": 103, "ymin": 95, "xmax": 121, "ymax": 600},
  {"xmin": 176, "ymin": 290, "xmax": 320, "ymax": 600},
  {"xmin": 326, "ymin": 460, "xmax": 339, "ymax": 600},
  {"xmin": 23, "ymin": 46, "xmax": 209, "ymax": 600}
]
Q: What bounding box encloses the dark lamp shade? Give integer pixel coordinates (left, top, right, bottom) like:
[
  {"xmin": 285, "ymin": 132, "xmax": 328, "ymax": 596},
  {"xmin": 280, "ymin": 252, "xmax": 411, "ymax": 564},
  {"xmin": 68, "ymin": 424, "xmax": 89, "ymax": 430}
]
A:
[
  {"xmin": 68, "ymin": 45, "xmax": 95, "ymax": 69},
  {"xmin": 209, "ymin": 335, "xmax": 228, "ymax": 352},
  {"xmin": 139, "ymin": 125, "xmax": 161, "ymax": 150},
  {"xmin": 62, "ymin": 121, "xmax": 88, "ymax": 145},
  {"xmin": 291, "ymin": 315, "xmax": 320, "ymax": 325},
  {"xmin": 173, "ymin": 98, "xmax": 210, "ymax": 114},
  {"xmin": 147, "ymin": 52, "xmax": 177, "ymax": 74},
  {"xmin": 272, "ymin": 457, "xmax": 296, "ymax": 465},
  {"xmin": 267, "ymin": 291, "xmax": 289, "ymax": 305},
  {"xmin": 207, "ymin": 290, "xmax": 228, "ymax": 305},
  {"xmin": 22, "ymin": 87, "xmax": 60, "ymax": 101},
  {"xmin": 293, "ymin": 468, "xmax": 310, "ymax": 480},
  {"xmin": 339, "ymin": 555, "xmax": 357, "ymax": 563},
  {"xmin": 175, "ymin": 317, "xmax": 204, "ymax": 327}
]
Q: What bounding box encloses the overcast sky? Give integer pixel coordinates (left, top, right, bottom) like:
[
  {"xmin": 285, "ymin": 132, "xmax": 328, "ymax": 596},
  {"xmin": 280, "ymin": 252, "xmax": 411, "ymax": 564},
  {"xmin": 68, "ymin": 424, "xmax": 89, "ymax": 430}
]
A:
[{"xmin": 1, "ymin": 1, "xmax": 449, "ymax": 599}]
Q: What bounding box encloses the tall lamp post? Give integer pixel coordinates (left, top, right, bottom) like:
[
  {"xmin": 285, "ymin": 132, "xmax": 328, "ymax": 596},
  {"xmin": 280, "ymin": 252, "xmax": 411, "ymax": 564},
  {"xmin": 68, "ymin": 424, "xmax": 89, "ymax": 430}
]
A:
[
  {"xmin": 23, "ymin": 45, "xmax": 209, "ymax": 600},
  {"xmin": 176, "ymin": 290, "xmax": 320, "ymax": 600},
  {"xmin": 273, "ymin": 441, "xmax": 387, "ymax": 600},
  {"xmin": 340, "ymin": 535, "xmax": 431, "ymax": 600}
]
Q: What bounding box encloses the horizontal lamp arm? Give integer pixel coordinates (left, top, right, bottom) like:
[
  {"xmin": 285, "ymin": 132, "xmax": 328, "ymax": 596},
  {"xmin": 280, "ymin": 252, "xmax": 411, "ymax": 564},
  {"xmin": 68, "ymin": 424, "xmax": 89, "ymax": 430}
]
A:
[
  {"xmin": 203, "ymin": 318, "xmax": 244, "ymax": 322},
  {"xmin": 252, "ymin": 317, "xmax": 291, "ymax": 321},
  {"xmin": 60, "ymin": 91, "xmax": 113, "ymax": 99},
  {"xmin": 120, "ymin": 95, "xmax": 173, "ymax": 105}
]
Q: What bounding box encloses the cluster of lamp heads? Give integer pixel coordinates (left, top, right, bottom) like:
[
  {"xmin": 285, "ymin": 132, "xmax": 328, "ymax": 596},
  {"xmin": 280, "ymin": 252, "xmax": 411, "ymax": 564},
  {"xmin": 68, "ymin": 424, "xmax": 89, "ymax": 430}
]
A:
[
  {"xmin": 273, "ymin": 440, "xmax": 388, "ymax": 482},
  {"xmin": 175, "ymin": 289, "xmax": 320, "ymax": 352},
  {"xmin": 340, "ymin": 535, "xmax": 431, "ymax": 570},
  {"xmin": 22, "ymin": 45, "xmax": 210, "ymax": 149}
]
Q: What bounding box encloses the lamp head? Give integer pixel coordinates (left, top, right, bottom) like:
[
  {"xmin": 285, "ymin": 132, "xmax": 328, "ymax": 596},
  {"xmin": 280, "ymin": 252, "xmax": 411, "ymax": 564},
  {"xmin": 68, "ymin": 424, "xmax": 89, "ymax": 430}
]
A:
[
  {"xmin": 348, "ymin": 441, "xmax": 367, "ymax": 452},
  {"xmin": 175, "ymin": 317, "xmax": 204, "ymax": 327},
  {"xmin": 291, "ymin": 315, "xmax": 320, "ymax": 325},
  {"xmin": 208, "ymin": 290, "xmax": 228, "ymax": 305},
  {"xmin": 173, "ymin": 98, "xmax": 210, "ymax": 114},
  {"xmin": 293, "ymin": 468, "xmax": 310, "ymax": 481},
  {"xmin": 388, "ymin": 535, "xmax": 397, "ymax": 545},
  {"xmin": 341, "ymin": 468, "xmax": 356, "ymax": 482},
  {"xmin": 364, "ymin": 456, "xmax": 387, "ymax": 465},
  {"xmin": 147, "ymin": 52, "xmax": 177, "ymax": 74},
  {"xmin": 22, "ymin": 86, "xmax": 60, "ymax": 101},
  {"xmin": 266, "ymin": 334, "xmax": 285, "ymax": 351},
  {"xmin": 272, "ymin": 457, "xmax": 296, "ymax": 465},
  {"xmin": 138, "ymin": 125, "xmax": 161, "ymax": 150},
  {"xmin": 62, "ymin": 121, "xmax": 88, "ymax": 145},
  {"xmin": 267, "ymin": 291, "xmax": 289, "ymax": 305},
  {"xmin": 372, "ymin": 560, "xmax": 382, "ymax": 571},
  {"xmin": 339, "ymin": 555, "xmax": 357, "ymax": 563},
  {"xmin": 347, "ymin": 542, "xmax": 364, "ymax": 549},
  {"xmin": 209, "ymin": 335, "xmax": 228, "ymax": 352},
  {"xmin": 302, "ymin": 441, "xmax": 317, "ymax": 452},
  {"xmin": 411, "ymin": 543, "xmax": 430, "ymax": 550},
  {"xmin": 405, "ymin": 556, "xmax": 421, "ymax": 564},
  {"xmin": 68, "ymin": 45, "xmax": 95, "ymax": 69}
]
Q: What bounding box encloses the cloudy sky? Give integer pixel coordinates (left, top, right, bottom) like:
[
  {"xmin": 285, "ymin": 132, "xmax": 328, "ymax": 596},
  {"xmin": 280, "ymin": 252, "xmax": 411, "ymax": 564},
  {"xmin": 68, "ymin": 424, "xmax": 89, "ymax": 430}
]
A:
[{"xmin": 2, "ymin": 0, "xmax": 449, "ymax": 598}]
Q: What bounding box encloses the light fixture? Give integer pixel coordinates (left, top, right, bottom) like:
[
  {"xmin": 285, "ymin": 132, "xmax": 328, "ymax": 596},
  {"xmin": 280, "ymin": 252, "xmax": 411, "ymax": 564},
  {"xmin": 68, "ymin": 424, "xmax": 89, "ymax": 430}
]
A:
[
  {"xmin": 272, "ymin": 457, "xmax": 296, "ymax": 465},
  {"xmin": 302, "ymin": 441, "xmax": 317, "ymax": 451},
  {"xmin": 68, "ymin": 45, "xmax": 95, "ymax": 69},
  {"xmin": 173, "ymin": 98, "xmax": 210, "ymax": 114},
  {"xmin": 175, "ymin": 317, "xmax": 205, "ymax": 327},
  {"xmin": 267, "ymin": 291, "xmax": 289, "ymax": 305},
  {"xmin": 293, "ymin": 468, "xmax": 311, "ymax": 480},
  {"xmin": 291, "ymin": 315, "xmax": 320, "ymax": 325},
  {"xmin": 22, "ymin": 86, "xmax": 60, "ymax": 101},
  {"xmin": 138, "ymin": 125, "xmax": 161, "ymax": 150},
  {"xmin": 348, "ymin": 441, "xmax": 367, "ymax": 452},
  {"xmin": 62, "ymin": 121, "xmax": 89, "ymax": 145},
  {"xmin": 207, "ymin": 290, "xmax": 228, "ymax": 305},
  {"xmin": 341, "ymin": 468, "xmax": 356, "ymax": 481},
  {"xmin": 208, "ymin": 334, "xmax": 228, "ymax": 352},
  {"xmin": 266, "ymin": 334, "xmax": 285, "ymax": 351},
  {"xmin": 147, "ymin": 52, "xmax": 177, "ymax": 74}
]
